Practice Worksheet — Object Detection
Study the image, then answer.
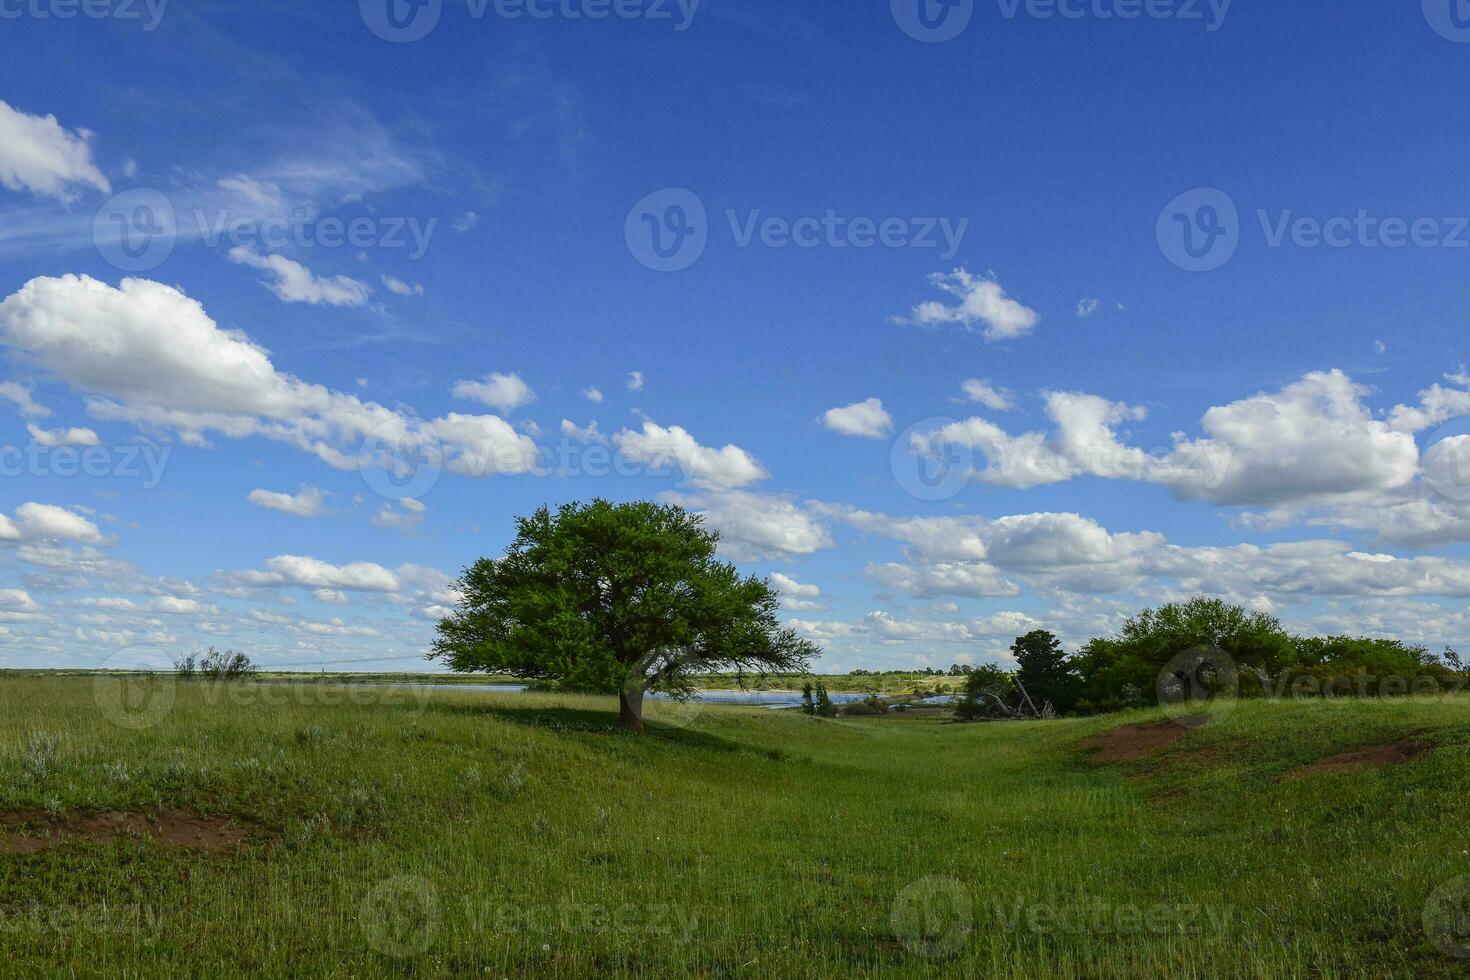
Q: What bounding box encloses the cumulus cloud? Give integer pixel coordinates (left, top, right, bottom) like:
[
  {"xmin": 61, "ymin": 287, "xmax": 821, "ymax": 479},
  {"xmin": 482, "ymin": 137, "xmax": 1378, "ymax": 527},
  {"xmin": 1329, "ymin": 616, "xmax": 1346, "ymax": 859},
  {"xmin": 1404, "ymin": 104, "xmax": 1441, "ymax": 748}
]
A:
[
  {"xmin": 0, "ymin": 275, "xmax": 538, "ymax": 478},
  {"xmin": 0, "ymin": 382, "xmax": 48, "ymax": 419},
  {"xmin": 911, "ymin": 370, "xmax": 1421, "ymax": 508},
  {"xmin": 822, "ymin": 398, "xmax": 893, "ymax": 439},
  {"xmin": 770, "ymin": 572, "xmax": 820, "ymax": 597},
  {"xmin": 227, "ymin": 246, "xmax": 372, "ymax": 307},
  {"xmin": 5, "ymin": 502, "xmax": 109, "ymax": 545},
  {"xmin": 824, "ymin": 503, "xmax": 1470, "ymax": 603},
  {"xmin": 583, "ymin": 387, "xmax": 604, "ymax": 403},
  {"xmin": 380, "ymin": 274, "xmax": 424, "ymax": 298},
  {"xmin": 559, "ymin": 419, "xmax": 608, "ymax": 445},
  {"xmin": 0, "ymin": 99, "xmax": 110, "ymax": 201},
  {"xmin": 1156, "ymin": 370, "xmax": 1419, "ymax": 505},
  {"xmin": 247, "ymin": 486, "xmax": 325, "ymax": 518},
  {"xmin": 627, "ymin": 371, "xmax": 645, "ymax": 391},
  {"xmin": 26, "ymin": 422, "xmax": 98, "ymax": 447},
  {"xmin": 897, "ymin": 268, "xmax": 1039, "ymax": 341},
  {"xmin": 615, "ymin": 422, "xmax": 768, "ymax": 491},
  {"xmin": 959, "ymin": 379, "xmax": 1014, "ymax": 412},
  {"xmin": 664, "ymin": 491, "xmax": 831, "ymax": 561},
  {"xmin": 451, "ymin": 372, "xmax": 535, "ymax": 413},
  {"xmin": 913, "ymin": 391, "xmax": 1150, "ymax": 489},
  {"xmin": 223, "ymin": 555, "xmax": 401, "ymax": 592},
  {"xmin": 867, "ymin": 561, "xmax": 1021, "ymax": 599},
  {"xmin": 371, "ymin": 500, "xmax": 426, "ymax": 534},
  {"xmin": 790, "ymin": 609, "xmax": 1039, "ymax": 648}
]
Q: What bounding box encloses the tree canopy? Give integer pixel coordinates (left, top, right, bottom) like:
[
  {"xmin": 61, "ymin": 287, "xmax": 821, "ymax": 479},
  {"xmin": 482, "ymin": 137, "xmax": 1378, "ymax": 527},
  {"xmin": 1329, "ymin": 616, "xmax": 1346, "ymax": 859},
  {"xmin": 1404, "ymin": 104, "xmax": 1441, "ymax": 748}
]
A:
[{"xmin": 432, "ymin": 500, "xmax": 818, "ymax": 731}]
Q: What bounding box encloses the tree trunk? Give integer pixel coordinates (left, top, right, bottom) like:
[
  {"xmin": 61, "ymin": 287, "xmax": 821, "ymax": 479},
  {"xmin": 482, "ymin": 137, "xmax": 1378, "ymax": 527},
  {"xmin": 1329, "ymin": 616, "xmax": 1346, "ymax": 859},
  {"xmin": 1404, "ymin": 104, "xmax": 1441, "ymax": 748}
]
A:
[{"xmin": 619, "ymin": 686, "xmax": 645, "ymax": 734}]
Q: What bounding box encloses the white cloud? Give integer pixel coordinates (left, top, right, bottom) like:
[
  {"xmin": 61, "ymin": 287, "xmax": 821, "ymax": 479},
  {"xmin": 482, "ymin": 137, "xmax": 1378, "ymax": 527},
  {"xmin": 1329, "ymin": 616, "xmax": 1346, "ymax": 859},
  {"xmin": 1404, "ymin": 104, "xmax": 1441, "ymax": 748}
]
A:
[
  {"xmin": 959, "ymin": 379, "xmax": 1014, "ymax": 412},
  {"xmin": 559, "ymin": 419, "xmax": 608, "ymax": 445},
  {"xmin": 371, "ymin": 501, "xmax": 425, "ymax": 534},
  {"xmin": 0, "ymin": 589, "xmax": 39, "ymax": 612},
  {"xmin": 1076, "ymin": 298, "xmax": 1100, "ymax": 318},
  {"xmin": 150, "ymin": 596, "xmax": 200, "ymax": 614},
  {"xmin": 0, "ymin": 275, "xmax": 538, "ymax": 478},
  {"xmin": 451, "ymin": 372, "xmax": 536, "ymax": 413},
  {"xmin": 0, "ymin": 99, "xmax": 110, "ymax": 201},
  {"xmin": 380, "ymin": 274, "xmax": 424, "ymax": 298},
  {"xmin": 912, "ymin": 370, "xmax": 1419, "ymax": 507},
  {"xmin": 822, "ymin": 398, "xmax": 893, "ymax": 439},
  {"xmin": 1157, "ymin": 370, "xmax": 1419, "ymax": 505},
  {"xmin": 867, "ymin": 561, "xmax": 1021, "ymax": 598},
  {"xmin": 26, "ymin": 422, "xmax": 98, "ymax": 447},
  {"xmin": 225, "ymin": 555, "xmax": 401, "ymax": 592},
  {"xmin": 0, "ymin": 382, "xmax": 48, "ymax": 419},
  {"xmin": 583, "ymin": 387, "xmax": 604, "ymax": 403},
  {"xmin": 770, "ymin": 572, "xmax": 820, "ymax": 597},
  {"xmin": 247, "ymin": 486, "xmax": 325, "ymax": 518},
  {"xmin": 627, "ymin": 371, "xmax": 645, "ymax": 392},
  {"xmin": 452, "ymin": 210, "xmax": 479, "ymax": 233},
  {"xmin": 615, "ymin": 421, "xmax": 768, "ymax": 491},
  {"xmin": 914, "ymin": 391, "xmax": 1149, "ymax": 489},
  {"xmin": 664, "ymin": 491, "xmax": 831, "ymax": 560},
  {"xmin": 898, "ymin": 268, "xmax": 1039, "ymax": 341},
  {"xmin": 227, "ymin": 246, "xmax": 372, "ymax": 307},
  {"xmin": 12, "ymin": 502, "xmax": 107, "ymax": 545}
]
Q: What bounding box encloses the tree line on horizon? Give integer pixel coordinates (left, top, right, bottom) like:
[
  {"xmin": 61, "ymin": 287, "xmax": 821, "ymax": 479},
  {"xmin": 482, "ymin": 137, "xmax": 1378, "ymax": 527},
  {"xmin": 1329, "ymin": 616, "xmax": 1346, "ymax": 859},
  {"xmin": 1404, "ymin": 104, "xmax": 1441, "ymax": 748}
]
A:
[{"xmin": 953, "ymin": 596, "xmax": 1465, "ymax": 721}]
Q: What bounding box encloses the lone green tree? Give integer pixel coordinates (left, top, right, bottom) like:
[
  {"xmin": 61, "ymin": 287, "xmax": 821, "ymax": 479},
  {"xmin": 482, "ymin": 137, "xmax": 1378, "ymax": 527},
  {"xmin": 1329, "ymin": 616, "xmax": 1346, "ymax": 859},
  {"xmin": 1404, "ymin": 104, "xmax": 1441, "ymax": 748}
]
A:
[{"xmin": 432, "ymin": 500, "xmax": 819, "ymax": 733}]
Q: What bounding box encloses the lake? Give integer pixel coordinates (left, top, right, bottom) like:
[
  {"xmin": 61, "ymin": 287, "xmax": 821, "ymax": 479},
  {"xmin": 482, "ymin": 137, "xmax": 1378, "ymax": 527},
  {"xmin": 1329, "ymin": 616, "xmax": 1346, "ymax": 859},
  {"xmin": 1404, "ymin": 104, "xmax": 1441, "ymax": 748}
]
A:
[{"xmin": 379, "ymin": 683, "xmax": 875, "ymax": 709}]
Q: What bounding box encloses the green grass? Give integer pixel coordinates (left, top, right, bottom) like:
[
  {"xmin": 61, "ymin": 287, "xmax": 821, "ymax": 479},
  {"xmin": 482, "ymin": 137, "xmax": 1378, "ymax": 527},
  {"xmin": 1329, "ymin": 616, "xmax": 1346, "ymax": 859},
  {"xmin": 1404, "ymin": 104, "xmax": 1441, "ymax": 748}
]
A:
[{"xmin": 1, "ymin": 676, "xmax": 1468, "ymax": 977}]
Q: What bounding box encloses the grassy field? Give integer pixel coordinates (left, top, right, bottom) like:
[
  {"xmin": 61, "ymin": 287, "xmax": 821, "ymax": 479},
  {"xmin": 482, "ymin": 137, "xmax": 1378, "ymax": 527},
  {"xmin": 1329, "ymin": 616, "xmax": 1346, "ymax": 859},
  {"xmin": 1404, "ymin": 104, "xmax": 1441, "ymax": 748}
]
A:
[{"xmin": 2, "ymin": 675, "xmax": 1469, "ymax": 977}]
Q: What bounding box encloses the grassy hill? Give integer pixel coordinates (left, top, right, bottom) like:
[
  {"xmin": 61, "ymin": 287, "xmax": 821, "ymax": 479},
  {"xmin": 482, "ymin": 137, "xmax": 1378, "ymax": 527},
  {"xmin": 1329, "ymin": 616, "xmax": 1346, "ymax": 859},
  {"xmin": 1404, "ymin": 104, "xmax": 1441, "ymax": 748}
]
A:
[{"xmin": 1, "ymin": 675, "xmax": 1468, "ymax": 977}]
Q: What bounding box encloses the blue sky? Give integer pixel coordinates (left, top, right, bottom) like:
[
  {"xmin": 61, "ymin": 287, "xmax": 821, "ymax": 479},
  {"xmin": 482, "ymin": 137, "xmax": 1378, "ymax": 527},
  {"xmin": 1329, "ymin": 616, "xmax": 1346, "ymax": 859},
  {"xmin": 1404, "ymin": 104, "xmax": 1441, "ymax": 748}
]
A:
[{"xmin": 2, "ymin": 0, "xmax": 1470, "ymax": 672}]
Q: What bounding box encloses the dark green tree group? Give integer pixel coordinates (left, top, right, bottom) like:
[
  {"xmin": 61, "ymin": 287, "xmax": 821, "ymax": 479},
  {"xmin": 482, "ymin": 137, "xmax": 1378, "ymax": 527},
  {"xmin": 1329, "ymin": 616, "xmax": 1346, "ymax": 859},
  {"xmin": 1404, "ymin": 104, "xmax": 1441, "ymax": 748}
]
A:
[{"xmin": 956, "ymin": 596, "xmax": 1465, "ymax": 722}]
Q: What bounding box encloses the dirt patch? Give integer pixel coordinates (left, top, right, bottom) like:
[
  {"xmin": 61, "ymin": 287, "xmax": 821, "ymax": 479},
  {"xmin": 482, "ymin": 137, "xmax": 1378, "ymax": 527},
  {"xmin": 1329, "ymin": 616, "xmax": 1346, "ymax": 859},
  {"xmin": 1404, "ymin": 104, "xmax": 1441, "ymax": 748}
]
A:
[
  {"xmin": 1082, "ymin": 716, "xmax": 1209, "ymax": 764},
  {"xmin": 1286, "ymin": 740, "xmax": 1435, "ymax": 779},
  {"xmin": 0, "ymin": 808, "xmax": 261, "ymax": 854}
]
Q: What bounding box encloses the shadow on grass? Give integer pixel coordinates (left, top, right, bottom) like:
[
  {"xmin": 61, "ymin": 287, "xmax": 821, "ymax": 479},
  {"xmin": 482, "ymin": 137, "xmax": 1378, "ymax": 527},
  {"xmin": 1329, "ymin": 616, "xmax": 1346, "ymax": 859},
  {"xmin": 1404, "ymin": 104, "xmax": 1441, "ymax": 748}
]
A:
[{"xmin": 424, "ymin": 700, "xmax": 770, "ymax": 755}]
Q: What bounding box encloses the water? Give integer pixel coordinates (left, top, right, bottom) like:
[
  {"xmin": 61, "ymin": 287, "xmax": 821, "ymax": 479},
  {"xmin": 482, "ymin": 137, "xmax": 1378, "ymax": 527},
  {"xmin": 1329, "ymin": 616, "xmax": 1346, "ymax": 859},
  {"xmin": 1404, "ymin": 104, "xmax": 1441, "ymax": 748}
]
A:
[{"xmin": 374, "ymin": 682, "xmax": 872, "ymax": 710}]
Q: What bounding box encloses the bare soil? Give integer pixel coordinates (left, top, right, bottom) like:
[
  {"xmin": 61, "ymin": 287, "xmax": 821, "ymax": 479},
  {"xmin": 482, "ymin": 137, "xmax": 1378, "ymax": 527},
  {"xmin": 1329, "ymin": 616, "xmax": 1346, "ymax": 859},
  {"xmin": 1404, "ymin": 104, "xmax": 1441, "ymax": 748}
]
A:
[
  {"xmin": 1082, "ymin": 716, "xmax": 1209, "ymax": 764},
  {"xmin": 0, "ymin": 808, "xmax": 260, "ymax": 854},
  {"xmin": 1286, "ymin": 740, "xmax": 1435, "ymax": 779}
]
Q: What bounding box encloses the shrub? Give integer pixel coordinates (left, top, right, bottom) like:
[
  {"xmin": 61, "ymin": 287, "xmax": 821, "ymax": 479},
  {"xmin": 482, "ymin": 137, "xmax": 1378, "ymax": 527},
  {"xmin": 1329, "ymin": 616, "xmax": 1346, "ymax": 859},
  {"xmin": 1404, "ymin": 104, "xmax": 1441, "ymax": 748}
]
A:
[
  {"xmin": 841, "ymin": 695, "xmax": 886, "ymax": 716},
  {"xmin": 955, "ymin": 665, "xmax": 1017, "ymax": 721},
  {"xmin": 194, "ymin": 647, "xmax": 258, "ymax": 681},
  {"xmin": 20, "ymin": 731, "xmax": 60, "ymax": 782}
]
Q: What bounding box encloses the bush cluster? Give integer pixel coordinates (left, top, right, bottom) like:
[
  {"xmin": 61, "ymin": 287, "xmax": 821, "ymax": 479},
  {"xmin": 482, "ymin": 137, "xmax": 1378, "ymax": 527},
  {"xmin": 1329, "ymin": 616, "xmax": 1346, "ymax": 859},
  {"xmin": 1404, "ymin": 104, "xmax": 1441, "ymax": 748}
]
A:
[
  {"xmin": 954, "ymin": 597, "xmax": 1464, "ymax": 721},
  {"xmin": 173, "ymin": 647, "xmax": 259, "ymax": 681}
]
